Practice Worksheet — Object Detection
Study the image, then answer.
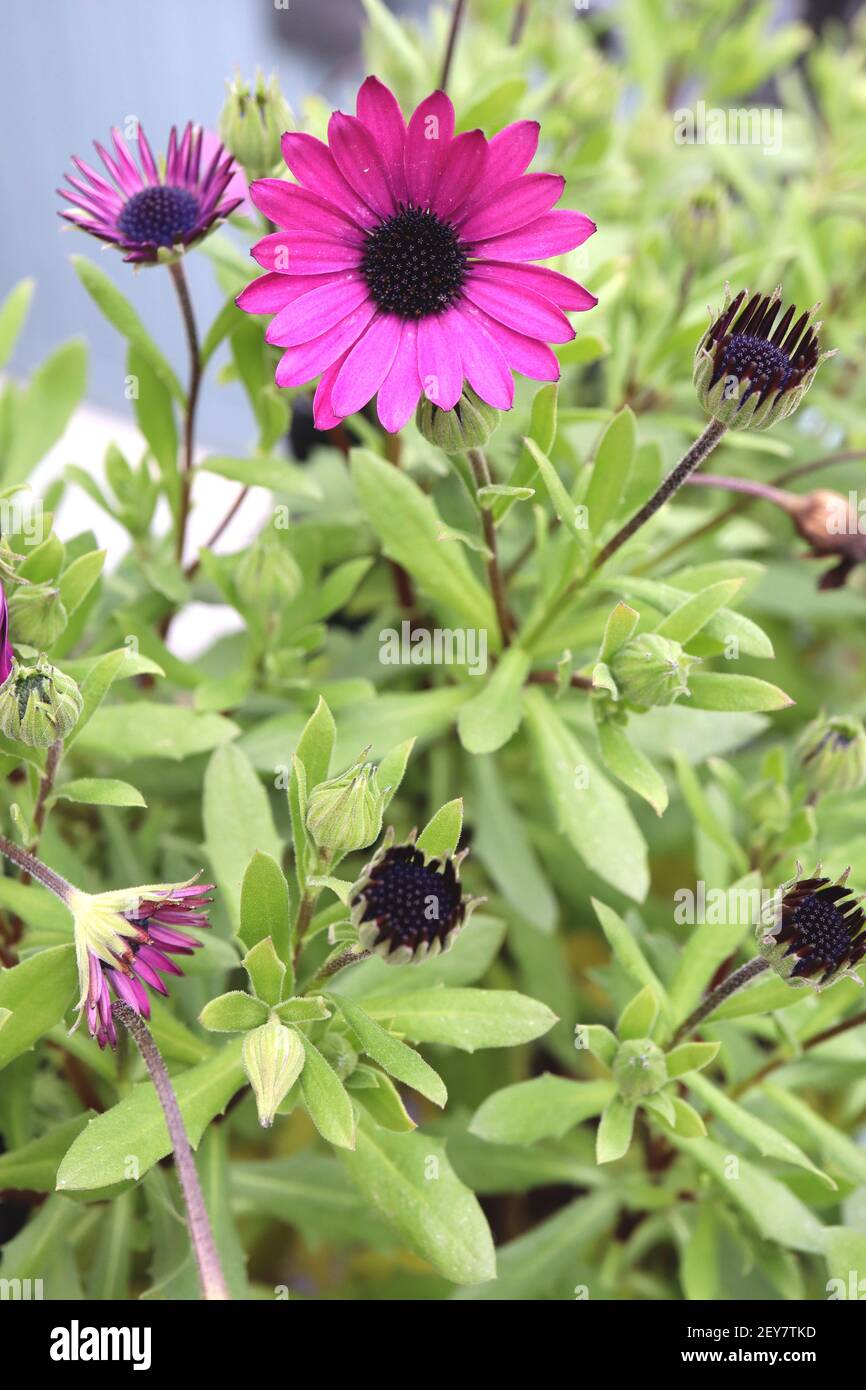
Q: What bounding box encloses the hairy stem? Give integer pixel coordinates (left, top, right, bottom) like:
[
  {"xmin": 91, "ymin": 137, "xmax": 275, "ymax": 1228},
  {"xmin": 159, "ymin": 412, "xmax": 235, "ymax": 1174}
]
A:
[
  {"xmin": 28, "ymin": 738, "xmax": 63, "ymax": 856},
  {"xmin": 307, "ymin": 947, "xmax": 372, "ymax": 989},
  {"xmin": 593, "ymin": 417, "xmax": 727, "ymax": 573},
  {"xmin": 185, "ymin": 486, "xmax": 249, "ymax": 580},
  {"xmin": 671, "ymin": 956, "xmax": 769, "ymax": 1046},
  {"xmin": 168, "ymin": 260, "xmax": 202, "ymax": 568},
  {"xmin": 0, "ymin": 833, "xmax": 72, "ymax": 902},
  {"xmin": 112, "ymin": 1001, "xmax": 230, "ymax": 1301},
  {"xmin": 731, "ymin": 1008, "xmax": 866, "ymax": 1099},
  {"xmin": 468, "ymin": 448, "xmax": 515, "ymax": 645}
]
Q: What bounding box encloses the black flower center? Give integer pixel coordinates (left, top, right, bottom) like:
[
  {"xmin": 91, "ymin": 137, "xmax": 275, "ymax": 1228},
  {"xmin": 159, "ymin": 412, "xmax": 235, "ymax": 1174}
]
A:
[
  {"xmin": 355, "ymin": 845, "xmax": 463, "ymax": 951},
  {"xmin": 716, "ymin": 333, "xmax": 792, "ymax": 393},
  {"xmin": 361, "ymin": 206, "xmax": 467, "ymax": 318},
  {"xmin": 117, "ymin": 185, "xmax": 200, "ymax": 247},
  {"xmin": 791, "ymin": 892, "xmax": 853, "ymax": 970}
]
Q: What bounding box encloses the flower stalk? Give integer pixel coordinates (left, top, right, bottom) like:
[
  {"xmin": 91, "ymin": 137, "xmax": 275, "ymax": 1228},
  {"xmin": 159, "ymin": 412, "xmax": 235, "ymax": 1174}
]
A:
[
  {"xmin": 468, "ymin": 448, "xmax": 515, "ymax": 645},
  {"xmin": 112, "ymin": 1000, "xmax": 230, "ymax": 1301},
  {"xmin": 168, "ymin": 259, "xmax": 202, "ymax": 567},
  {"xmin": 671, "ymin": 956, "xmax": 769, "ymax": 1046}
]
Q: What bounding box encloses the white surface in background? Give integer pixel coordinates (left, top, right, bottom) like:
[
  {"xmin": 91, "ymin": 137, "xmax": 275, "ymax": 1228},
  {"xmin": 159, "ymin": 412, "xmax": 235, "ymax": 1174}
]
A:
[{"xmin": 29, "ymin": 399, "xmax": 273, "ymax": 661}]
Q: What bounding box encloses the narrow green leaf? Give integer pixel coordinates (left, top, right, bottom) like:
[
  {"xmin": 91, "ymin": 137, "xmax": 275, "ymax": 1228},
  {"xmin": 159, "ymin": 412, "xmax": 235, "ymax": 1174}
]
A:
[
  {"xmin": 298, "ymin": 1033, "xmax": 356, "ymax": 1150},
  {"xmin": 457, "ymin": 645, "xmax": 530, "ymax": 754},
  {"xmin": 204, "ymin": 745, "xmax": 281, "ymax": 928},
  {"xmin": 586, "ymin": 405, "xmax": 636, "ymax": 536},
  {"xmin": 685, "ymin": 672, "xmax": 794, "ymax": 713},
  {"xmin": 0, "ymin": 945, "xmax": 76, "ymax": 1071},
  {"xmin": 470, "ymin": 1075, "xmax": 614, "ymax": 1145},
  {"xmin": 199, "ymin": 990, "xmax": 268, "ymax": 1033},
  {"xmin": 363, "ymin": 987, "xmax": 557, "ymax": 1052},
  {"xmin": 596, "ymin": 1096, "xmax": 636, "ymax": 1163},
  {"xmin": 416, "ymin": 797, "xmax": 463, "ymax": 859},
  {"xmin": 239, "ymin": 850, "xmax": 291, "ymax": 965},
  {"xmin": 333, "ymin": 995, "xmax": 447, "ymax": 1107},
  {"xmin": 339, "ymin": 1110, "xmax": 496, "ymax": 1284}
]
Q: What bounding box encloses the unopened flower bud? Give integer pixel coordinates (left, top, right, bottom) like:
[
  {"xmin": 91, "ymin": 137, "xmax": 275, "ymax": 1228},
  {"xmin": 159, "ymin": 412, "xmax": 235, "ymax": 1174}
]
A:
[
  {"xmin": 671, "ymin": 184, "xmax": 729, "ymax": 269},
  {"xmin": 797, "ymin": 714, "xmax": 866, "ymax": 795},
  {"xmin": 0, "ymin": 661, "xmax": 82, "ymax": 746},
  {"xmin": 235, "ymin": 533, "xmax": 301, "ymax": 609},
  {"xmin": 416, "ymin": 385, "xmax": 500, "ymax": 454},
  {"xmin": 306, "ymin": 750, "xmax": 385, "ymax": 855},
  {"xmin": 219, "ymin": 69, "xmax": 292, "ymax": 181},
  {"xmin": 242, "ymin": 1016, "xmax": 304, "ymax": 1127},
  {"xmin": 610, "ymin": 633, "xmax": 698, "ymax": 708},
  {"xmin": 613, "ymin": 1038, "xmax": 667, "ymax": 1100},
  {"xmin": 8, "ymin": 583, "xmax": 68, "ymax": 649}
]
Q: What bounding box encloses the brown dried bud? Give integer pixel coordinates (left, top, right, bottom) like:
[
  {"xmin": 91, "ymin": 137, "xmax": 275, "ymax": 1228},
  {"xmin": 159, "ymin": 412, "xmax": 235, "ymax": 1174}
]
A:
[{"xmin": 787, "ymin": 490, "xmax": 866, "ymax": 589}]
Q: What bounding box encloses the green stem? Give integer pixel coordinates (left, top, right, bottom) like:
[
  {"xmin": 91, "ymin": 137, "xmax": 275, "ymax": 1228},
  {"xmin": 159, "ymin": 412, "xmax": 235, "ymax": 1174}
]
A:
[
  {"xmin": 468, "ymin": 448, "xmax": 514, "ymax": 645},
  {"xmin": 111, "ymin": 1002, "xmax": 230, "ymax": 1301}
]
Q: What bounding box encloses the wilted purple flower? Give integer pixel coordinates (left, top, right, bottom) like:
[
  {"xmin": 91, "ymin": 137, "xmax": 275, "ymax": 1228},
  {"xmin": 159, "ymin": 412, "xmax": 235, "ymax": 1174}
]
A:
[
  {"xmin": 70, "ymin": 878, "xmax": 214, "ymax": 1047},
  {"xmin": 58, "ymin": 123, "xmax": 244, "ymax": 264}
]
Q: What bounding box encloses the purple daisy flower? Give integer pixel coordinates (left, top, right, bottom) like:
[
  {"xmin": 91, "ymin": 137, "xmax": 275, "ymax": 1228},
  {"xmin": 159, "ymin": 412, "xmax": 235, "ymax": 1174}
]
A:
[
  {"xmin": 69, "ymin": 878, "xmax": 214, "ymax": 1048},
  {"xmin": 236, "ymin": 76, "xmax": 596, "ymax": 432},
  {"xmin": 58, "ymin": 123, "xmax": 245, "ymax": 264},
  {"xmin": 0, "ymin": 583, "xmax": 13, "ymax": 686}
]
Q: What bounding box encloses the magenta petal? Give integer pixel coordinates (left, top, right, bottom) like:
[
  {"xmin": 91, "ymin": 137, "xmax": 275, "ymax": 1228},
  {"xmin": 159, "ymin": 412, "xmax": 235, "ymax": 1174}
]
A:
[
  {"xmin": 136, "ymin": 945, "xmax": 183, "ymax": 978},
  {"xmin": 356, "ymin": 76, "xmax": 408, "ymax": 205},
  {"xmin": 265, "ymin": 273, "xmax": 370, "ymax": 347},
  {"xmin": 377, "ymin": 321, "xmax": 422, "ymax": 432},
  {"xmin": 250, "ymin": 179, "xmax": 364, "ymax": 240},
  {"xmin": 328, "ymin": 112, "xmax": 395, "ymax": 219},
  {"xmin": 404, "ymin": 90, "xmax": 455, "ymax": 209},
  {"xmin": 482, "ymin": 120, "xmax": 540, "ymax": 193},
  {"xmin": 330, "ymin": 313, "xmax": 403, "ymax": 418},
  {"xmin": 417, "ymin": 314, "xmax": 463, "ymax": 409},
  {"xmin": 458, "ymin": 172, "xmax": 565, "ymax": 241},
  {"xmin": 470, "ymin": 209, "xmax": 596, "ymax": 260},
  {"xmin": 251, "ymin": 229, "xmax": 362, "ymax": 275},
  {"xmin": 237, "ymin": 270, "xmax": 329, "ymax": 315},
  {"xmin": 445, "ymin": 305, "xmax": 514, "ymax": 410},
  {"xmin": 275, "ymin": 300, "xmax": 376, "ymax": 388},
  {"xmin": 280, "ymin": 132, "xmax": 377, "ymax": 228},
  {"xmin": 313, "ymin": 351, "xmax": 350, "ymax": 430},
  {"xmin": 477, "ymin": 312, "xmax": 561, "ymax": 381},
  {"xmin": 472, "ymin": 259, "xmax": 597, "ymax": 311},
  {"xmin": 432, "ymin": 130, "xmax": 489, "ymax": 222},
  {"xmin": 464, "ymin": 276, "xmax": 574, "ymax": 343}
]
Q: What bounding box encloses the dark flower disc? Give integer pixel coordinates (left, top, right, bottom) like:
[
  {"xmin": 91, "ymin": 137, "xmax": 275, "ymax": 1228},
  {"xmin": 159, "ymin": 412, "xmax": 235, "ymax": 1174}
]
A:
[
  {"xmin": 117, "ymin": 185, "xmax": 201, "ymax": 247},
  {"xmin": 361, "ymin": 206, "xmax": 467, "ymax": 318},
  {"xmin": 777, "ymin": 877, "xmax": 866, "ymax": 982},
  {"xmin": 705, "ymin": 290, "xmax": 820, "ymax": 407},
  {"xmin": 353, "ymin": 844, "xmax": 465, "ymax": 954}
]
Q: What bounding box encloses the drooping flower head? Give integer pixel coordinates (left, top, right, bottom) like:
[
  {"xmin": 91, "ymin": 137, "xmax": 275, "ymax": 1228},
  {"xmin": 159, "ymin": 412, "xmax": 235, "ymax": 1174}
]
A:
[
  {"xmin": 350, "ymin": 828, "xmax": 482, "ymax": 964},
  {"xmin": 69, "ymin": 878, "xmax": 213, "ymax": 1047},
  {"xmin": 58, "ymin": 124, "xmax": 245, "ymax": 264},
  {"xmin": 0, "ymin": 583, "xmax": 12, "ymax": 686},
  {"xmin": 694, "ymin": 286, "xmax": 835, "ymax": 431},
  {"xmin": 759, "ymin": 863, "xmax": 866, "ymax": 992},
  {"xmin": 236, "ymin": 76, "xmax": 597, "ymax": 432}
]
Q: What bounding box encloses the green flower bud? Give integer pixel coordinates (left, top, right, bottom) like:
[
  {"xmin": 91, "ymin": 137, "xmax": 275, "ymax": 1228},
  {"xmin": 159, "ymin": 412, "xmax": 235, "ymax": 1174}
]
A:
[
  {"xmin": 235, "ymin": 533, "xmax": 302, "ymax": 609},
  {"xmin": 242, "ymin": 1016, "xmax": 304, "ymax": 1127},
  {"xmin": 415, "ymin": 386, "xmax": 500, "ymax": 454},
  {"xmin": 8, "ymin": 583, "xmax": 68, "ymax": 649},
  {"xmin": 218, "ymin": 69, "xmax": 292, "ymax": 181},
  {"xmin": 612, "ymin": 1038, "xmax": 667, "ymax": 1100},
  {"xmin": 797, "ymin": 714, "xmax": 866, "ymax": 795},
  {"xmin": 610, "ymin": 633, "xmax": 698, "ymax": 708},
  {"xmin": 694, "ymin": 286, "xmax": 835, "ymax": 432},
  {"xmin": 0, "ymin": 661, "xmax": 82, "ymax": 746},
  {"xmin": 306, "ymin": 750, "xmax": 385, "ymax": 855},
  {"xmin": 671, "ymin": 184, "xmax": 729, "ymax": 269}
]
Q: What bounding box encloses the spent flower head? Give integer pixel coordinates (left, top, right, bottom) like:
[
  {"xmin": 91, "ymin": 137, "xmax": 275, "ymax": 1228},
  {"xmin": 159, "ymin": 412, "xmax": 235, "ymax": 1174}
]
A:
[
  {"xmin": 68, "ymin": 877, "xmax": 214, "ymax": 1048},
  {"xmin": 349, "ymin": 827, "xmax": 483, "ymax": 964},
  {"xmin": 694, "ymin": 286, "xmax": 834, "ymax": 431},
  {"xmin": 759, "ymin": 863, "xmax": 866, "ymax": 992}
]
